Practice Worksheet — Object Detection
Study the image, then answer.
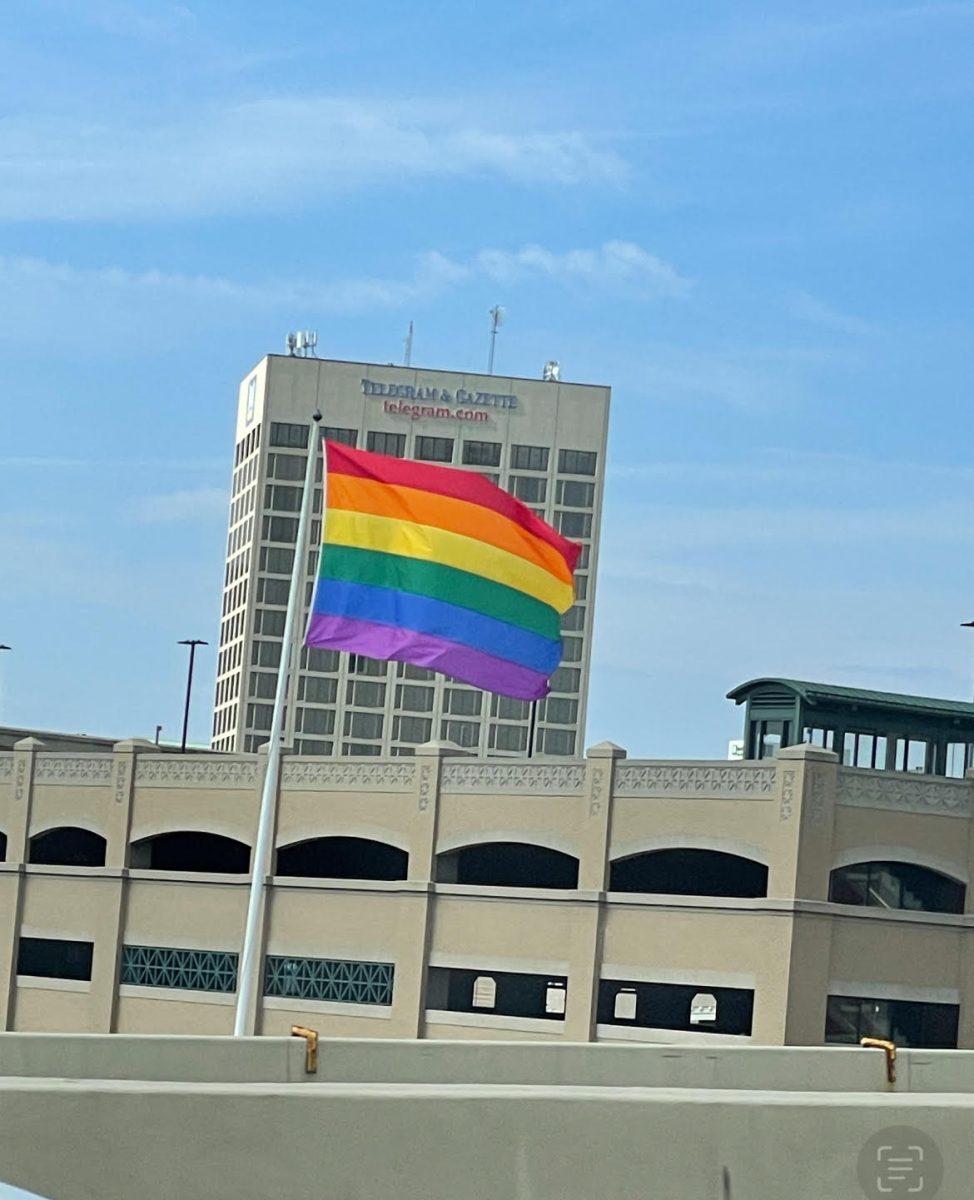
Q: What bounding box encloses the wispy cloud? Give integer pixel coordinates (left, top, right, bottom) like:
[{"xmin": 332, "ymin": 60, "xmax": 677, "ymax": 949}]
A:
[
  {"xmin": 0, "ymin": 96, "xmax": 626, "ymax": 222},
  {"xmin": 128, "ymin": 488, "xmax": 227, "ymax": 524},
  {"xmin": 0, "ymin": 241, "xmax": 685, "ymax": 331},
  {"xmin": 789, "ymin": 291, "xmax": 876, "ymax": 336}
]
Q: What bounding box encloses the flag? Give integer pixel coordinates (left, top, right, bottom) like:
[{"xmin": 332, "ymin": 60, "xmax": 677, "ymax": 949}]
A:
[{"xmin": 305, "ymin": 441, "xmax": 580, "ymax": 700}]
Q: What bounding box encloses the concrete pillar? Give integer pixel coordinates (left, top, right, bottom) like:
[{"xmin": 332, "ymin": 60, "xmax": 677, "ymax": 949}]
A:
[
  {"xmin": 394, "ymin": 741, "xmax": 471, "ymax": 1038},
  {"xmin": 563, "ymin": 741, "xmax": 626, "ymax": 1043},
  {"xmin": 90, "ymin": 740, "xmax": 150, "ymax": 1033},
  {"xmin": 0, "ymin": 738, "xmax": 43, "ymax": 1030},
  {"xmin": 772, "ymin": 744, "xmax": 840, "ymax": 1046}
]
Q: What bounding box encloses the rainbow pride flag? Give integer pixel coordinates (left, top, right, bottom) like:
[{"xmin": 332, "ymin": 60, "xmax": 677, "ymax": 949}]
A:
[{"xmin": 305, "ymin": 442, "xmax": 580, "ymax": 699}]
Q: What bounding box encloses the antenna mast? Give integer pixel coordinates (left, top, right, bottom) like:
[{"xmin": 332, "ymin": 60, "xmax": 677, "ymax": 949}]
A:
[
  {"xmin": 403, "ymin": 320, "xmax": 414, "ymax": 367},
  {"xmin": 487, "ymin": 305, "xmax": 504, "ymax": 375}
]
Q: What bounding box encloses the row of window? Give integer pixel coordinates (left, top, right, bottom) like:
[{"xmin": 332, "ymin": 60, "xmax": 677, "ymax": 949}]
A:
[
  {"xmin": 233, "ymin": 423, "xmax": 261, "ymax": 467},
  {"xmin": 18, "ymin": 934, "xmax": 960, "ymax": 1048},
  {"xmin": 11, "ymin": 832, "xmax": 967, "ymax": 915},
  {"xmin": 268, "ymin": 424, "xmax": 599, "ymax": 477}
]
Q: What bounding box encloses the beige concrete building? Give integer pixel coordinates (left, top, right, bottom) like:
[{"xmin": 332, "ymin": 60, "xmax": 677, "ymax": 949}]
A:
[
  {"xmin": 1, "ymin": 1033, "xmax": 973, "ymax": 1199},
  {"xmin": 1, "ymin": 734, "xmax": 973, "ymax": 1049},
  {"xmin": 211, "ymin": 354, "xmax": 610, "ymax": 758}
]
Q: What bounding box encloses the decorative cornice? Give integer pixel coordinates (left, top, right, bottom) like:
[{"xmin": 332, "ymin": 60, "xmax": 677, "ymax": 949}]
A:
[
  {"xmin": 281, "ymin": 760, "xmax": 416, "ymax": 792},
  {"xmin": 836, "ymin": 767, "xmax": 971, "ymax": 818},
  {"xmin": 0, "ymin": 755, "xmax": 12, "ymax": 782},
  {"xmin": 614, "ymin": 763, "xmax": 777, "ymax": 799},
  {"xmin": 440, "ymin": 762, "xmax": 586, "ymax": 794},
  {"xmin": 32, "ymin": 756, "xmax": 113, "ymax": 785},
  {"xmin": 135, "ymin": 757, "xmax": 259, "ymax": 788}
]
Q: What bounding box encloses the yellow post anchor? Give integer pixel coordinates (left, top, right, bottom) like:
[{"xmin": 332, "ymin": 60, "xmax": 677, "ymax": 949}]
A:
[
  {"xmin": 861, "ymin": 1036, "xmax": 897, "ymax": 1084},
  {"xmin": 291, "ymin": 1025, "xmax": 319, "ymax": 1074}
]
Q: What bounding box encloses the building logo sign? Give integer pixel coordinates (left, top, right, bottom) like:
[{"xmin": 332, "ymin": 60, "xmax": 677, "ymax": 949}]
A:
[{"xmin": 361, "ymin": 377, "xmax": 518, "ymax": 424}]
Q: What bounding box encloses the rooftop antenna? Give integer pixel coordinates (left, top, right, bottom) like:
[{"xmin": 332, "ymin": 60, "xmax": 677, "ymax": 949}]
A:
[
  {"xmin": 542, "ymin": 360, "xmax": 560, "ymax": 382},
  {"xmin": 487, "ymin": 305, "xmax": 505, "ymax": 375},
  {"xmin": 286, "ymin": 331, "xmax": 318, "ymax": 358},
  {"xmin": 404, "ymin": 320, "xmax": 414, "ymax": 367}
]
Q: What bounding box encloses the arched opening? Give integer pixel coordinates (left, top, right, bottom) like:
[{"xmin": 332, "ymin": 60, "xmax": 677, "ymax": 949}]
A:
[
  {"xmin": 29, "ymin": 827, "xmax": 106, "ymax": 868},
  {"xmin": 436, "ymin": 842, "xmax": 579, "ymax": 889},
  {"xmin": 130, "ymin": 831, "xmax": 250, "ymax": 874},
  {"xmin": 609, "ymin": 848, "xmax": 768, "ymax": 898},
  {"xmin": 829, "ymin": 861, "xmax": 965, "ymax": 914},
  {"xmin": 276, "ymin": 837, "xmax": 407, "ymax": 881}
]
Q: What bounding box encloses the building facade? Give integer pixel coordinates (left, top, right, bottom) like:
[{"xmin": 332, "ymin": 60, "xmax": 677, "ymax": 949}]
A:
[
  {"xmin": 211, "ymin": 355, "xmax": 611, "ymax": 758},
  {"xmin": 2, "ymin": 735, "xmax": 974, "ymax": 1049}
]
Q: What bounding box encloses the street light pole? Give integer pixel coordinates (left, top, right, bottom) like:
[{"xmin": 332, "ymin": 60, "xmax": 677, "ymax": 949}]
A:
[{"xmin": 177, "ymin": 639, "xmax": 208, "ymax": 753}]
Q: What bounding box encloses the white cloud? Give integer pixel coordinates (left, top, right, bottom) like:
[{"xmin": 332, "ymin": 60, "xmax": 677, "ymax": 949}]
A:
[
  {"xmin": 129, "ymin": 488, "xmax": 227, "ymax": 524},
  {"xmin": 0, "ymin": 96, "xmax": 626, "ymax": 221},
  {"xmin": 789, "ymin": 291, "xmax": 875, "ymax": 336},
  {"xmin": 0, "ymin": 240, "xmax": 684, "ymax": 334}
]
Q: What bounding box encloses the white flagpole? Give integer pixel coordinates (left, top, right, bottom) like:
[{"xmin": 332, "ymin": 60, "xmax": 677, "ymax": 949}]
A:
[{"xmin": 234, "ymin": 411, "xmax": 322, "ymax": 1036}]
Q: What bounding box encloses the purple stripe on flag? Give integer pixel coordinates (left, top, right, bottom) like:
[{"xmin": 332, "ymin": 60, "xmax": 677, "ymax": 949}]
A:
[{"xmin": 306, "ymin": 612, "xmax": 551, "ymax": 701}]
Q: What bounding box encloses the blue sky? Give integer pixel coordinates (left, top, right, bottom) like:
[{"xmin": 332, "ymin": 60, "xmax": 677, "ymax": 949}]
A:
[{"xmin": 2, "ymin": 0, "xmax": 973, "ymax": 756}]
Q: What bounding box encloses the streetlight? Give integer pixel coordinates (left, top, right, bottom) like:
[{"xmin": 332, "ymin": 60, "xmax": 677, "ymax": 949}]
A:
[{"xmin": 177, "ymin": 639, "xmax": 208, "ymax": 753}]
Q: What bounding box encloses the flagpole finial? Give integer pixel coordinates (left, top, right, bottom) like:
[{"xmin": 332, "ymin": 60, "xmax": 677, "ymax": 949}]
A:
[{"xmin": 312, "ymin": 410, "xmax": 322, "ymax": 423}]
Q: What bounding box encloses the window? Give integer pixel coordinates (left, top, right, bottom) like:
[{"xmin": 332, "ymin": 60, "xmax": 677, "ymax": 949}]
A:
[
  {"xmin": 598, "ymin": 980, "xmax": 753, "ymax": 1035},
  {"xmin": 436, "ymin": 842, "xmax": 578, "ymax": 889},
  {"xmin": 28, "ymin": 827, "xmax": 106, "ymax": 868},
  {"xmin": 264, "ymin": 484, "xmax": 302, "ymax": 512},
  {"xmin": 17, "ymin": 937, "xmax": 93, "ymax": 982},
  {"xmin": 299, "ymin": 676, "xmax": 337, "ymax": 704},
  {"xmin": 558, "ymin": 448, "xmax": 597, "ymax": 475},
  {"xmin": 129, "ymin": 832, "xmax": 250, "ymax": 874},
  {"xmin": 556, "ymin": 480, "xmax": 595, "ymax": 507},
  {"xmin": 265, "ymin": 955, "xmax": 394, "ymax": 1005},
  {"xmin": 556, "ymin": 511, "xmax": 592, "ymax": 538},
  {"xmin": 829, "ymin": 861, "xmax": 965, "ymax": 914},
  {"xmin": 562, "ymin": 637, "xmax": 583, "ymax": 663},
  {"xmin": 396, "ymin": 684, "xmax": 434, "ymax": 711},
  {"xmin": 393, "ymin": 715, "xmax": 432, "ymax": 743},
  {"xmin": 509, "ymin": 475, "xmax": 547, "ymax": 504},
  {"xmin": 120, "ymin": 946, "xmax": 238, "ymax": 993},
  {"xmin": 750, "ymin": 719, "xmax": 790, "ymax": 759},
  {"xmin": 251, "ymin": 642, "xmax": 282, "ymax": 668},
  {"xmin": 561, "ymin": 606, "xmax": 585, "ymax": 632},
  {"xmin": 343, "ymin": 742, "xmax": 382, "ymax": 755},
  {"xmin": 462, "ymin": 440, "xmax": 501, "ymax": 467},
  {"xmin": 253, "ymin": 609, "xmax": 286, "ymax": 637},
  {"xmin": 296, "ymin": 739, "xmax": 332, "ymax": 755},
  {"xmin": 492, "ymin": 695, "xmax": 530, "ymax": 720},
  {"xmin": 550, "ymin": 666, "xmax": 581, "ymax": 694},
  {"xmin": 248, "ymin": 672, "xmax": 275, "ymax": 699},
  {"xmin": 398, "ymin": 663, "xmax": 435, "ymax": 681},
  {"xmin": 427, "ymin": 966, "xmax": 567, "ymax": 1021},
  {"xmin": 346, "ymin": 679, "xmax": 386, "ymax": 708},
  {"xmin": 270, "ymin": 421, "xmax": 309, "ymax": 448},
  {"xmin": 441, "ymin": 719, "xmax": 480, "ymax": 748},
  {"xmin": 267, "ymin": 453, "xmax": 305, "ymax": 481},
  {"xmin": 367, "ymin": 431, "xmax": 406, "ymax": 457},
  {"xmin": 826, "ymin": 994, "xmax": 958, "ymax": 1048},
  {"xmin": 257, "ymin": 577, "xmax": 291, "ymax": 605},
  {"xmin": 247, "ymin": 703, "xmax": 273, "ymax": 730},
  {"xmin": 576, "ymin": 545, "xmax": 590, "ymax": 570},
  {"xmin": 415, "ymin": 436, "xmax": 454, "ymax": 462},
  {"xmin": 262, "ymin": 515, "xmax": 299, "ymax": 543},
  {"xmin": 894, "ymin": 737, "xmax": 930, "ymax": 773},
  {"xmin": 259, "ymin": 547, "xmax": 294, "ymax": 574},
  {"xmin": 444, "ymin": 689, "xmax": 482, "ymax": 716},
  {"xmin": 803, "ymin": 727, "xmax": 836, "ymax": 750},
  {"xmin": 349, "ymin": 655, "xmax": 386, "ymax": 676},
  {"xmin": 610, "ymin": 849, "xmax": 768, "ymax": 898},
  {"xmin": 297, "ymin": 708, "xmax": 335, "ymax": 736},
  {"xmin": 538, "ymin": 728, "xmax": 575, "ymax": 755},
  {"xmin": 543, "ymin": 697, "xmax": 578, "ymax": 725},
  {"xmin": 946, "ymin": 742, "xmax": 974, "ymax": 778},
  {"xmin": 490, "ymin": 723, "xmax": 528, "ymax": 752},
  {"xmin": 301, "ymin": 646, "xmax": 340, "ymax": 672},
  {"xmin": 510, "ymin": 444, "xmax": 549, "ymax": 471},
  {"xmin": 344, "ymin": 711, "xmax": 384, "ymax": 739},
  {"xmin": 842, "ymin": 731, "xmax": 888, "ymax": 770},
  {"xmin": 323, "ymin": 426, "xmax": 357, "ymax": 447},
  {"xmin": 276, "ymin": 837, "xmax": 407, "ymax": 881}
]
